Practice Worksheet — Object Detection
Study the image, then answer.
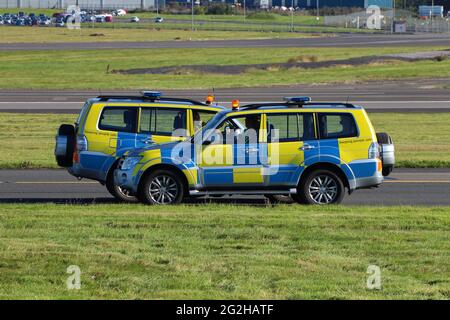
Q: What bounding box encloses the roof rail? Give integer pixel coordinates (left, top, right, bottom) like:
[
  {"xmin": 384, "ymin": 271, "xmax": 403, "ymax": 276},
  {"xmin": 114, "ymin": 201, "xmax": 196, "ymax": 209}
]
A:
[
  {"xmin": 241, "ymin": 102, "xmax": 356, "ymax": 110},
  {"xmin": 96, "ymin": 95, "xmax": 207, "ymax": 106}
]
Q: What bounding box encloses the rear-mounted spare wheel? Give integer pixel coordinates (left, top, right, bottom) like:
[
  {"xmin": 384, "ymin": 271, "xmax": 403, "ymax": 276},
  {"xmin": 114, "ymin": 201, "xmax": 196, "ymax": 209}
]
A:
[
  {"xmin": 376, "ymin": 132, "xmax": 395, "ymax": 177},
  {"xmin": 55, "ymin": 124, "xmax": 75, "ymax": 167}
]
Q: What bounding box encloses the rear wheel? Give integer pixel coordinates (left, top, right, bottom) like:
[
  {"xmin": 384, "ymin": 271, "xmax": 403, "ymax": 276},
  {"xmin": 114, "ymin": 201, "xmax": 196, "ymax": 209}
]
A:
[
  {"xmin": 106, "ymin": 172, "xmax": 139, "ymax": 203},
  {"xmin": 139, "ymin": 169, "xmax": 184, "ymax": 205},
  {"xmin": 297, "ymin": 169, "xmax": 345, "ymax": 205}
]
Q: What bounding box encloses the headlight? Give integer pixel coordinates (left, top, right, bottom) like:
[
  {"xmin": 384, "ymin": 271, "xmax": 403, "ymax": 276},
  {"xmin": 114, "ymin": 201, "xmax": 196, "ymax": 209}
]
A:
[{"xmin": 120, "ymin": 157, "xmax": 141, "ymax": 170}]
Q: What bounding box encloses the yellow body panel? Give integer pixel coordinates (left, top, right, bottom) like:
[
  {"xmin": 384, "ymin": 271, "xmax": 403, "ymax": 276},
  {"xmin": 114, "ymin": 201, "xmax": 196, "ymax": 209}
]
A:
[{"xmin": 232, "ymin": 167, "xmax": 264, "ymax": 183}]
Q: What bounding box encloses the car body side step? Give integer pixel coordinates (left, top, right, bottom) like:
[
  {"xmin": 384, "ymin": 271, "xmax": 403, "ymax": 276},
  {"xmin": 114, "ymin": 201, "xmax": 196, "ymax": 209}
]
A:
[{"xmin": 189, "ymin": 188, "xmax": 297, "ymax": 196}]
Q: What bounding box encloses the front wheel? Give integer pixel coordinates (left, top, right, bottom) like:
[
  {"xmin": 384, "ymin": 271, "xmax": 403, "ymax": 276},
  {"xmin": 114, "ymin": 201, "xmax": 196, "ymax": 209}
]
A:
[
  {"xmin": 139, "ymin": 170, "xmax": 184, "ymax": 205},
  {"xmin": 297, "ymin": 169, "xmax": 345, "ymax": 205}
]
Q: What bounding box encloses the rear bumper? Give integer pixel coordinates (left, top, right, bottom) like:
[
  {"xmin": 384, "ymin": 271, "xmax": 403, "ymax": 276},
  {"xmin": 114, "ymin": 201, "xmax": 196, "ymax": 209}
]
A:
[{"xmin": 354, "ymin": 172, "xmax": 384, "ymax": 189}]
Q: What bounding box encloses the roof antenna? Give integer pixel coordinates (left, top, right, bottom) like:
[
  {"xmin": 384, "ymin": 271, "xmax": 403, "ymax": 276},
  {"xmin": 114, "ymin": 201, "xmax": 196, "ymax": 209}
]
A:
[
  {"xmin": 212, "ymin": 87, "xmax": 217, "ymax": 106},
  {"xmin": 346, "ymin": 96, "xmax": 350, "ymax": 104}
]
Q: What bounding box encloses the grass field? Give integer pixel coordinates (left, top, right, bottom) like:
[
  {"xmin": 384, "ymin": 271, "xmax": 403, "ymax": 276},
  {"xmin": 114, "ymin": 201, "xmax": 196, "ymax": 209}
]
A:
[
  {"xmin": 0, "ymin": 46, "xmax": 449, "ymax": 90},
  {"xmin": 0, "ymin": 204, "xmax": 448, "ymax": 299},
  {"xmin": 0, "ymin": 26, "xmax": 315, "ymax": 43},
  {"xmin": 0, "ymin": 112, "xmax": 449, "ymax": 169}
]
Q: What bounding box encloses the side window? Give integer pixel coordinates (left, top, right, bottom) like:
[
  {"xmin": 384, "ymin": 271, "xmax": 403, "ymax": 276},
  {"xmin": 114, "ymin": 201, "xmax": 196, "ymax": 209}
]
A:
[
  {"xmin": 98, "ymin": 107, "xmax": 137, "ymax": 133},
  {"xmin": 140, "ymin": 108, "xmax": 187, "ymax": 136},
  {"xmin": 192, "ymin": 110, "xmax": 216, "ymax": 132},
  {"xmin": 267, "ymin": 113, "xmax": 315, "ymax": 142},
  {"xmin": 209, "ymin": 114, "xmax": 261, "ymax": 145},
  {"xmin": 318, "ymin": 113, "xmax": 358, "ymax": 139}
]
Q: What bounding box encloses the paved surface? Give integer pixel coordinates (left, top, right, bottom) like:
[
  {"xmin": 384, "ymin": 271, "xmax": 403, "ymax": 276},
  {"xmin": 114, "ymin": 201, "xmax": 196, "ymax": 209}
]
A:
[
  {"xmin": 1, "ymin": 169, "xmax": 449, "ymax": 206},
  {"xmin": 1, "ymin": 34, "xmax": 449, "ymax": 50},
  {"xmin": 0, "ymin": 79, "xmax": 449, "ymax": 113}
]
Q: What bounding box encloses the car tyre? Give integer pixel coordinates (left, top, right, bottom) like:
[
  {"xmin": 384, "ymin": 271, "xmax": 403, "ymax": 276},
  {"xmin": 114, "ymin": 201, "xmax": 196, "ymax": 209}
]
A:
[
  {"xmin": 297, "ymin": 169, "xmax": 345, "ymax": 205},
  {"xmin": 139, "ymin": 169, "xmax": 184, "ymax": 205},
  {"xmin": 55, "ymin": 124, "xmax": 75, "ymax": 167}
]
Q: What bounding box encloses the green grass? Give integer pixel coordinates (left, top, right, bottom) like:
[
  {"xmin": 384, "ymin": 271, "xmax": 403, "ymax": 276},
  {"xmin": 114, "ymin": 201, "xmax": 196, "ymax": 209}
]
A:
[
  {"xmin": 0, "ymin": 25, "xmax": 314, "ymax": 43},
  {"xmin": 96, "ymin": 20, "xmax": 365, "ymax": 34},
  {"xmin": 0, "ymin": 112, "xmax": 449, "ymax": 169},
  {"xmin": 0, "ymin": 204, "xmax": 449, "ymax": 299},
  {"xmin": 0, "ymin": 46, "xmax": 449, "ymax": 90},
  {"xmin": 370, "ymin": 113, "xmax": 450, "ymax": 168}
]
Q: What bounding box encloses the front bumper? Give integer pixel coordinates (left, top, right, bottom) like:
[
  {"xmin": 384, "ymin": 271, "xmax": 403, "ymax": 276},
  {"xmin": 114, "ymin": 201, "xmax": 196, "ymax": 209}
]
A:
[{"xmin": 114, "ymin": 168, "xmax": 139, "ymax": 193}]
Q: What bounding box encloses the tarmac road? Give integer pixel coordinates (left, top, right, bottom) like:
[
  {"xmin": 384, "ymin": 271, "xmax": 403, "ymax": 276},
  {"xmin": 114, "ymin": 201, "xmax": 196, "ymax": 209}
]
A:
[
  {"xmin": 1, "ymin": 33, "xmax": 450, "ymax": 50},
  {"xmin": 0, "ymin": 79, "xmax": 449, "ymax": 113},
  {"xmin": 0, "ymin": 169, "xmax": 449, "ymax": 206}
]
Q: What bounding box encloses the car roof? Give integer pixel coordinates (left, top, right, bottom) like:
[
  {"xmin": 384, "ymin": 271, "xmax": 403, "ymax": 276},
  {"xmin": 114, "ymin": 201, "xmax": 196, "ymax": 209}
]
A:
[
  {"xmin": 219, "ymin": 103, "xmax": 363, "ymax": 116},
  {"xmin": 88, "ymin": 97, "xmax": 225, "ymax": 110}
]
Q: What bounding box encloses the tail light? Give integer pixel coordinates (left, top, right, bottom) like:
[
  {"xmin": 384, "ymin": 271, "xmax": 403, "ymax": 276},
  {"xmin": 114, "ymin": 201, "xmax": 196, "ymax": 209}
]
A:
[
  {"xmin": 368, "ymin": 142, "xmax": 380, "ymax": 159},
  {"xmin": 73, "ymin": 135, "xmax": 87, "ymax": 163},
  {"xmin": 77, "ymin": 135, "xmax": 88, "ymax": 152}
]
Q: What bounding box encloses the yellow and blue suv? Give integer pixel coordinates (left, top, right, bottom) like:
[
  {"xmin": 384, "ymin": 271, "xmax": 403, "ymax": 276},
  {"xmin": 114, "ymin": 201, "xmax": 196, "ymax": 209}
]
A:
[
  {"xmin": 55, "ymin": 91, "xmax": 223, "ymax": 202},
  {"xmin": 114, "ymin": 97, "xmax": 395, "ymax": 205}
]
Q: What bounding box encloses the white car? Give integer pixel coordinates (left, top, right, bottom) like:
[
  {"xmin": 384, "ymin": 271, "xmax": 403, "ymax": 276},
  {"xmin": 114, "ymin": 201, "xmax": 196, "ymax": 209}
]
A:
[
  {"xmin": 116, "ymin": 9, "xmax": 127, "ymax": 16},
  {"xmin": 130, "ymin": 16, "xmax": 140, "ymax": 23}
]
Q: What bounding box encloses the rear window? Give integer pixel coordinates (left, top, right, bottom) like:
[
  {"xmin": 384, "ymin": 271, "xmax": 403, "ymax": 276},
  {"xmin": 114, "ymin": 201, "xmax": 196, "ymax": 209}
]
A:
[
  {"xmin": 140, "ymin": 108, "xmax": 187, "ymax": 136},
  {"xmin": 318, "ymin": 113, "xmax": 358, "ymax": 139},
  {"xmin": 98, "ymin": 107, "xmax": 137, "ymax": 133}
]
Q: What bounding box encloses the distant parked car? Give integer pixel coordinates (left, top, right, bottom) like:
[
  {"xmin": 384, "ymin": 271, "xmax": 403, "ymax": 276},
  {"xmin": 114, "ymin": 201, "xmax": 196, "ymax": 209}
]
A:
[
  {"xmin": 39, "ymin": 17, "xmax": 51, "ymax": 26},
  {"xmin": 113, "ymin": 9, "xmax": 127, "ymax": 16},
  {"xmin": 3, "ymin": 14, "xmax": 11, "ymax": 24},
  {"xmin": 95, "ymin": 15, "xmax": 105, "ymax": 23},
  {"xmin": 0, "ymin": 16, "xmax": 3, "ymax": 25},
  {"xmin": 155, "ymin": 16, "xmax": 164, "ymax": 23},
  {"xmin": 130, "ymin": 16, "xmax": 140, "ymax": 23},
  {"xmin": 55, "ymin": 18, "xmax": 64, "ymax": 27},
  {"xmin": 104, "ymin": 15, "xmax": 113, "ymax": 22},
  {"xmin": 15, "ymin": 18, "xmax": 25, "ymax": 26}
]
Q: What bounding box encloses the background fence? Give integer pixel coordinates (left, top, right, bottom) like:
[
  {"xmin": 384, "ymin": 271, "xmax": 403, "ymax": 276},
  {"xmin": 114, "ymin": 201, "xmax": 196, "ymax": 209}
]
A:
[{"xmin": 0, "ymin": 0, "xmax": 156, "ymax": 10}]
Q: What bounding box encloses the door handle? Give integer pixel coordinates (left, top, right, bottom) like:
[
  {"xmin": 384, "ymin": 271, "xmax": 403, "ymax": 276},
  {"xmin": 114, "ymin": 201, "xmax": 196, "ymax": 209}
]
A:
[
  {"xmin": 246, "ymin": 147, "xmax": 259, "ymax": 153},
  {"xmin": 141, "ymin": 138, "xmax": 154, "ymax": 145},
  {"xmin": 300, "ymin": 144, "xmax": 315, "ymax": 151}
]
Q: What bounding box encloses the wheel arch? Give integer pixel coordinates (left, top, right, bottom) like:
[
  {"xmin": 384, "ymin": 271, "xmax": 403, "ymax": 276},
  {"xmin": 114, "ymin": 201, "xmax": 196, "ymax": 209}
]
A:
[
  {"xmin": 137, "ymin": 163, "xmax": 190, "ymax": 196},
  {"xmin": 298, "ymin": 162, "xmax": 351, "ymax": 192}
]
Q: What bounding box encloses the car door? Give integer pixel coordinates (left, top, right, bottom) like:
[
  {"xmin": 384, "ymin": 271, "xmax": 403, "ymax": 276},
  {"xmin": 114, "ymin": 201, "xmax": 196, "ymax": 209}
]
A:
[
  {"xmin": 198, "ymin": 113, "xmax": 265, "ymax": 188},
  {"xmin": 265, "ymin": 112, "xmax": 317, "ymax": 186}
]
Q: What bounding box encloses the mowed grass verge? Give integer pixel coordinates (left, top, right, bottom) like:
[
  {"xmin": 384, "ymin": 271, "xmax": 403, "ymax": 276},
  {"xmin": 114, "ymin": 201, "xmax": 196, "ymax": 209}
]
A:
[
  {"xmin": 0, "ymin": 47, "xmax": 449, "ymax": 90},
  {"xmin": 0, "ymin": 112, "xmax": 449, "ymax": 169},
  {"xmin": 0, "ymin": 204, "xmax": 449, "ymax": 299},
  {"xmin": 0, "ymin": 26, "xmax": 315, "ymax": 43}
]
